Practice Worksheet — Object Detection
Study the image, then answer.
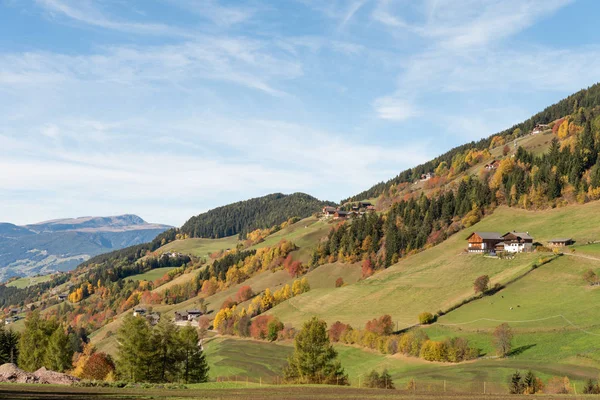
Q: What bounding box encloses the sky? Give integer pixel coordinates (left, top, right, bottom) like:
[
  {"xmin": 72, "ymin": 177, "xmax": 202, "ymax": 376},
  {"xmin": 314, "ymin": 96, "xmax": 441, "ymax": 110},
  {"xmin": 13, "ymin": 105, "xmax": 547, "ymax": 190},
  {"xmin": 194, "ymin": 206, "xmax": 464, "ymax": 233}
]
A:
[{"xmin": 1, "ymin": 0, "xmax": 600, "ymax": 226}]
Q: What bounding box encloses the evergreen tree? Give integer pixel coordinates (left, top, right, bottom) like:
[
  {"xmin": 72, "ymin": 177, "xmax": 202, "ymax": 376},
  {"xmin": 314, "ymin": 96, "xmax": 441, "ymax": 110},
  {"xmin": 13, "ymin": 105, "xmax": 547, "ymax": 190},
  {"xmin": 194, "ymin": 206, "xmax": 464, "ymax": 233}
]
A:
[
  {"xmin": 0, "ymin": 327, "xmax": 19, "ymax": 365},
  {"xmin": 116, "ymin": 315, "xmax": 153, "ymax": 382},
  {"xmin": 179, "ymin": 325, "xmax": 209, "ymax": 384},
  {"xmin": 44, "ymin": 326, "xmax": 74, "ymax": 372},
  {"xmin": 151, "ymin": 318, "xmax": 182, "ymax": 382},
  {"xmin": 509, "ymin": 371, "xmax": 524, "ymax": 394},
  {"xmin": 18, "ymin": 312, "xmax": 59, "ymax": 372},
  {"xmin": 283, "ymin": 317, "xmax": 348, "ymax": 385}
]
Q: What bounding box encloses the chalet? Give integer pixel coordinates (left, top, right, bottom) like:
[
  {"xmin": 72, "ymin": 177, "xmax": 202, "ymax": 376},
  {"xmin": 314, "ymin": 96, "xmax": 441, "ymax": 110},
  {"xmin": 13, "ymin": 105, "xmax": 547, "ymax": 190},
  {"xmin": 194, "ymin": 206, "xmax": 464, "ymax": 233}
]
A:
[
  {"xmin": 133, "ymin": 307, "xmax": 147, "ymax": 317},
  {"xmin": 358, "ymin": 201, "xmax": 372, "ymax": 208},
  {"xmin": 146, "ymin": 313, "xmax": 160, "ymax": 326},
  {"xmin": 531, "ymin": 123, "xmax": 550, "ymax": 134},
  {"xmin": 501, "ymin": 231, "xmax": 534, "ymax": 253},
  {"xmin": 420, "ymin": 172, "xmax": 434, "ymax": 181},
  {"xmin": 174, "ymin": 311, "xmax": 189, "ymax": 322},
  {"xmin": 9, "ymin": 308, "xmax": 20, "ymax": 316},
  {"xmin": 57, "ymin": 294, "xmax": 68, "ymax": 301},
  {"xmin": 334, "ymin": 210, "xmax": 349, "ymax": 220},
  {"xmin": 322, "ymin": 206, "xmax": 337, "ymax": 218},
  {"xmin": 187, "ymin": 309, "xmax": 203, "ymax": 321},
  {"xmin": 485, "ymin": 160, "xmax": 500, "ymax": 170},
  {"xmin": 466, "ymin": 232, "xmax": 504, "ymax": 253},
  {"xmin": 548, "ymin": 238, "xmax": 574, "ymax": 247}
]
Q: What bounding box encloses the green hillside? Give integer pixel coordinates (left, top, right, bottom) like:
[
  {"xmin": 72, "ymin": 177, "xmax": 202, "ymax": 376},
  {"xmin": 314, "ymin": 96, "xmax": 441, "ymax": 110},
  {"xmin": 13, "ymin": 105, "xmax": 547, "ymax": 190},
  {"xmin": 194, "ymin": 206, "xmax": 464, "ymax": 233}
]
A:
[{"xmin": 180, "ymin": 193, "xmax": 334, "ymax": 239}]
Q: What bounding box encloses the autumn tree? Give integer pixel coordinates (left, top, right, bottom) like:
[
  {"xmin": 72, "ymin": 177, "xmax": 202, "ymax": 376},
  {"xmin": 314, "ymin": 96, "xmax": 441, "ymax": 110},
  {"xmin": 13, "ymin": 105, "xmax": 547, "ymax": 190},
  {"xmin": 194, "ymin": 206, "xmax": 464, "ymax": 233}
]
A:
[
  {"xmin": 583, "ymin": 269, "xmax": 599, "ymax": 285},
  {"xmin": 473, "ymin": 275, "xmax": 490, "ymax": 294},
  {"xmin": 81, "ymin": 352, "xmax": 116, "ymax": 381},
  {"xmin": 335, "ymin": 277, "xmax": 344, "ymax": 288},
  {"xmin": 236, "ymin": 285, "xmax": 254, "ymax": 303},
  {"xmin": 493, "ymin": 323, "xmax": 513, "ymax": 357},
  {"xmin": 362, "ymin": 258, "xmax": 374, "ymax": 278},
  {"xmin": 283, "ymin": 317, "xmax": 348, "ymax": 385}
]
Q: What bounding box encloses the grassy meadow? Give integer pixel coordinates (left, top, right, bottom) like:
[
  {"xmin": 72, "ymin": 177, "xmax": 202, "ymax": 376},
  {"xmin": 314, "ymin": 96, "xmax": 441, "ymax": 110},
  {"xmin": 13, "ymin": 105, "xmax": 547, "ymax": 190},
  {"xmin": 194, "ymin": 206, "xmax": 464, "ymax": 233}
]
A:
[{"xmin": 6, "ymin": 275, "xmax": 53, "ymax": 289}]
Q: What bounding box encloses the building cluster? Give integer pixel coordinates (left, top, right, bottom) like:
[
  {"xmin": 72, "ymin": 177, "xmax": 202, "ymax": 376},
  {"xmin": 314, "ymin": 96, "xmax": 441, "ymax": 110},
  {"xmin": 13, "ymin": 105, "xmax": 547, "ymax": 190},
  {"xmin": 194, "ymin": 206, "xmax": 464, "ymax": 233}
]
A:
[
  {"xmin": 467, "ymin": 231, "xmax": 574, "ymax": 254},
  {"xmin": 174, "ymin": 309, "xmax": 204, "ymax": 323},
  {"xmin": 322, "ymin": 202, "xmax": 375, "ymax": 220},
  {"xmin": 132, "ymin": 306, "xmax": 161, "ymax": 326}
]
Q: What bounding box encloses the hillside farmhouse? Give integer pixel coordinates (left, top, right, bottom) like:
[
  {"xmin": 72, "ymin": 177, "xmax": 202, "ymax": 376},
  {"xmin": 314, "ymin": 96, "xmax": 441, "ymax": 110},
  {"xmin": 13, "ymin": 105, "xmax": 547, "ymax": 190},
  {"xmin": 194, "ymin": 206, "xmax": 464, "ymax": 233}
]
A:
[
  {"xmin": 531, "ymin": 123, "xmax": 550, "ymax": 134},
  {"xmin": 322, "ymin": 206, "xmax": 337, "ymax": 218},
  {"xmin": 548, "ymin": 238, "xmax": 574, "ymax": 247},
  {"xmin": 485, "ymin": 160, "xmax": 500, "ymax": 170},
  {"xmin": 175, "ymin": 309, "xmax": 204, "ymax": 322},
  {"xmin": 467, "ymin": 231, "xmax": 535, "ymax": 253},
  {"xmin": 133, "ymin": 307, "xmax": 147, "ymax": 317},
  {"xmin": 420, "ymin": 172, "xmax": 434, "ymax": 181}
]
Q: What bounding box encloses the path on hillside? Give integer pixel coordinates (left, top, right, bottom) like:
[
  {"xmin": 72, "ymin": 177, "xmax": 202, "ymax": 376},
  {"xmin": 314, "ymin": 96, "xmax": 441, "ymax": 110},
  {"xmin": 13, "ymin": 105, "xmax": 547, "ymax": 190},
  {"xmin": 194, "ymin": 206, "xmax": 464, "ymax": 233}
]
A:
[{"xmin": 563, "ymin": 252, "xmax": 600, "ymax": 262}]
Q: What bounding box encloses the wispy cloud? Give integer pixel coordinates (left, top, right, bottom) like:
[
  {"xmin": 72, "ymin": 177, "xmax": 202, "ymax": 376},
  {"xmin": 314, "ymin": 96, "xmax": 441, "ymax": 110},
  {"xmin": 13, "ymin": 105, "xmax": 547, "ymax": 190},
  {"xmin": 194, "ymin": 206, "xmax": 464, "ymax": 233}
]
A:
[
  {"xmin": 36, "ymin": 0, "xmax": 192, "ymax": 37},
  {"xmin": 373, "ymin": 96, "xmax": 420, "ymax": 121}
]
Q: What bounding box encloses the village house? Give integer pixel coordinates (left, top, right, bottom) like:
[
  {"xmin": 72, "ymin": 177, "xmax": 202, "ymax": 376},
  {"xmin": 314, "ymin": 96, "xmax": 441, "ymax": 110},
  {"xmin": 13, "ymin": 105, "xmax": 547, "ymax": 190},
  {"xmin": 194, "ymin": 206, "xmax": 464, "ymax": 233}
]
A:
[
  {"xmin": 334, "ymin": 210, "xmax": 349, "ymax": 220},
  {"xmin": 133, "ymin": 306, "xmax": 147, "ymax": 317},
  {"xmin": 57, "ymin": 293, "xmax": 68, "ymax": 302},
  {"xmin": 146, "ymin": 312, "xmax": 160, "ymax": 326},
  {"xmin": 322, "ymin": 206, "xmax": 337, "ymax": 218},
  {"xmin": 174, "ymin": 311, "xmax": 188, "ymax": 322},
  {"xmin": 420, "ymin": 172, "xmax": 434, "ymax": 181},
  {"xmin": 484, "ymin": 160, "xmax": 500, "ymax": 170},
  {"xmin": 548, "ymin": 238, "xmax": 574, "ymax": 247},
  {"xmin": 531, "ymin": 123, "xmax": 550, "ymax": 134},
  {"xmin": 466, "ymin": 232, "xmax": 504, "ymax": 253},
  {"xmin": 9, "ymin": 308, "xmax": 20, "ymax": 316},
  {"xmin": 175, "ymin": 309, "xmax": 203, "ymax": 322},
  {"xmin": 498, "ymin": 231, "xmax": 534, "ymax": 253}
]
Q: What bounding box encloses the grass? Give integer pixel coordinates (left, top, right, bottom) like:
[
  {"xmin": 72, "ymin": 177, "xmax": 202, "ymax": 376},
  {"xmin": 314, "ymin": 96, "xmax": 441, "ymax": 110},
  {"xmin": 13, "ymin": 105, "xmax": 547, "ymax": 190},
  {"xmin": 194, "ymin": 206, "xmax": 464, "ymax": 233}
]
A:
[
  {"xmin": 158, "ymin": 236, "xmax": 241, "ymax": 258},
  {"xmin": 6, "ymin": 275, "xmax": 53, "ymax": 289},
  {"xmin": 129, "ymin": 267, "xmax": 175, "ymax": 282}
]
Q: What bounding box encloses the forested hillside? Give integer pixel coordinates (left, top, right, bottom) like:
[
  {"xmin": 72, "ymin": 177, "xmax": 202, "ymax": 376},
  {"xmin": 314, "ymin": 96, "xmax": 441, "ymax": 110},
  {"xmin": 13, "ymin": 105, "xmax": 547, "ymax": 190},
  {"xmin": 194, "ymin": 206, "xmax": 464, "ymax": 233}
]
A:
[
  {"xmin": 180, "ymin": 193, "xmax": 334, "ymax": 239},
  {"xmin": 344, "ymin": 82, "xmax": 600, "ymax": 203}
]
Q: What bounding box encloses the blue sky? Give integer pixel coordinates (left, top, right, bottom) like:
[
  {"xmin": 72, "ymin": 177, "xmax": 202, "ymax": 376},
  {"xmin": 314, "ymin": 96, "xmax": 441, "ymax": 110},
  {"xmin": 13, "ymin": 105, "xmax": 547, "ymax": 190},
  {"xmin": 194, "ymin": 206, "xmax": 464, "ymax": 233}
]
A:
[{"xmin": 1, "ymin": 0, "xmax": 600, "ymax": 226}]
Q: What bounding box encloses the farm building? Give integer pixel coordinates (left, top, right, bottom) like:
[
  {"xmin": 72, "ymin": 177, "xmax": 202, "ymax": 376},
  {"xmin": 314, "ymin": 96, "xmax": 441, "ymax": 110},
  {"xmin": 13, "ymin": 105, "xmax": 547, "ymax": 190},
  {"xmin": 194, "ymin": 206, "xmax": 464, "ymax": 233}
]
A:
[
  {"xmin": 531, "ymin": 123, "xmax": 550, "ymax": 134},
  {"xmin": 485, "ymin": 160, "xmax": 500, "ymax": 170},
  {"xmin": 322, "ymin": 206, "xmax": 337, "ymax": 218},
  {"xmin": 501, "ymin": 231, "xmax": 534, "ymax": 253},
  {"xmin": 133, "ymin": 307, "xmax": 147, "ymax": 317},
  {"xmin": 334, "ymin": 210, "xmax": 349, "ymax": 220},
  {"xmin": 175, "ymin": 309, "xmax": 203, "ymax": 322},
  {"xmin": 466, "ymin": 232, "xmax": 504, "ymax": 253},
  {"xmin": 548, "ymin": 238, "xmax": 574, "ymax": 247},
  {"xmin": 420, "ymin": 172, "xmax": 434, "ymax": 181}
]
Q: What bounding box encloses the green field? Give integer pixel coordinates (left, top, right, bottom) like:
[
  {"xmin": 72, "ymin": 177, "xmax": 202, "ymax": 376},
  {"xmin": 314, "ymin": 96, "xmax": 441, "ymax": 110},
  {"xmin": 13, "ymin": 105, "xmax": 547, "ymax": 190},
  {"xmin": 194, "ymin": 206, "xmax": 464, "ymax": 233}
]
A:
[
  {"xmin": 6, "ymin": 275, "xmax": 53, "ymax": 289},
  {"xmin": 128, "ymin": 267, "xmax": 175, "ymax": 282},
  {"xmin": 158, "ymin": 235, "xmax": 241, "ymax": 258}
]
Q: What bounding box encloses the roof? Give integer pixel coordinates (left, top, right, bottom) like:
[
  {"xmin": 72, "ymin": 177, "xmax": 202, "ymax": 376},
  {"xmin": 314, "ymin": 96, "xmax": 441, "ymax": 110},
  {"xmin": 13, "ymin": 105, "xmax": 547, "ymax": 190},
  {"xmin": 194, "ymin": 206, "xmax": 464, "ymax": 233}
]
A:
[
  {"xmin": 335, "ymin": 210, "xmax": 349, "ymax": 215},
  {"xmin": 468, "ymin": 232, "xmax": 503, "ymax": 240},
  {"xmin": 548, "ymin": 238, "xmax": 572, "ymax": 243},
  {"xmin": 187, "ymin": 309, "xmax": 202, "ymax": 314},
  {"xmin": 323, "ymin": 206, "xmax": 336, "ymax": 212},
  {"xmin": 503, "ymin": 231, "xmax": 534, "ymax": 240}
]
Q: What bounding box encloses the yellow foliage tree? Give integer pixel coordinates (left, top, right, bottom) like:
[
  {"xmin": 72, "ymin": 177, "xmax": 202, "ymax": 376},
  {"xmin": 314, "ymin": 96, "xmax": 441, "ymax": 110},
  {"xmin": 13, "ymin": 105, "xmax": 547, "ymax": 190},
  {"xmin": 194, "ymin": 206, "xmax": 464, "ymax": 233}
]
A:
[{"xmin": 557, "ymin": 119, "xmax": 569, "ymax": 139}]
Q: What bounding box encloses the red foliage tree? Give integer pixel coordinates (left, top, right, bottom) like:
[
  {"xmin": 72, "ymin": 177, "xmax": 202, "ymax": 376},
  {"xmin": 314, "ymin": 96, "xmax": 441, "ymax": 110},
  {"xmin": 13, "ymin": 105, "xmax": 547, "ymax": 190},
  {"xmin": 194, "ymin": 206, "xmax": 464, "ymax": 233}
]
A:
[
  {"xmin": 236, "ymin": 285, "xmax": 254, "ymax": 303},
  {"xmin": 249, "ymin": 315, "xmax": 273, "ymax": 340},
  {"xmin": 81, "ymin": 352, "xmax": 115, "ymax": 380},
  {"xmin": 365, "ymin": 315, "xmax": 394, "ymax": 335},
  {"xmin": 284, "ymin": 254, "xmax": 303, "ymax": 278},
  {"xmin": 335, "ymin": 277, "xmax": 344, "ymax": 288},
  {"xmin": 220, "ymin": 297, "xmax": 237, "ymax": 310},
  {"xmin": 362, "ymin": 258, "xmax": 374, "ymax": 278},
  {"xmin": 328, "ymin": 321, "xmax": 350, "ymax": 342}
]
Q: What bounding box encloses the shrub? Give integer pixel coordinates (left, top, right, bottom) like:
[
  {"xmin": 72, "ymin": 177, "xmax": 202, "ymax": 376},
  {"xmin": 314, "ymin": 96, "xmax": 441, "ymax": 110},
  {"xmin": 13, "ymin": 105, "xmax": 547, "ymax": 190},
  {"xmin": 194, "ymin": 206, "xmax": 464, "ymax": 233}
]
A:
[
  {"xmin": 335, "ymin": 277, "xmax": 344, "ymax": 288},
  {"xmin": 267, "ymin": 318, "xmax": 284, "ymax": 342},
  {"xmin": 366, "ymin": 369, "xmax": 394, "ymax": 389},
  {"xmin": 365, "ymin": 315, "xmax": 394, "ymax": 335},
  {"xmin": 418, "ymin": 312, "xmax": 435, "ymax": 325},
  {"xmin": 80, "ymin": 352, "xmax": 115, "ymax": 381}
]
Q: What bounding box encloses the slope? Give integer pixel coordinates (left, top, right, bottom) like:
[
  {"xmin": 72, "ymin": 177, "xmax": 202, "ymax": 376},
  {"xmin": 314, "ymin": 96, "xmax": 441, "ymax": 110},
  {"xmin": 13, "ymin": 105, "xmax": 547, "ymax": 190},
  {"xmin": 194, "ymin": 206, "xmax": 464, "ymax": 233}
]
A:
[{"xmin": 180, "ymin": 193, "xmax": 334, "ymax": 239}]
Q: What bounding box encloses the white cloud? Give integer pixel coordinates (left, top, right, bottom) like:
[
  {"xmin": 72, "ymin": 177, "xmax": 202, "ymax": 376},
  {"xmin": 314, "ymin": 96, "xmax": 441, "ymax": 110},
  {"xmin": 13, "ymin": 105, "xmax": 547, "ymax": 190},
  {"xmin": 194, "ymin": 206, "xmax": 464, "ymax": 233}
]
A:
[{"xmin": 373, "ymin": 97, "xmax": 420, "ymax": 121}]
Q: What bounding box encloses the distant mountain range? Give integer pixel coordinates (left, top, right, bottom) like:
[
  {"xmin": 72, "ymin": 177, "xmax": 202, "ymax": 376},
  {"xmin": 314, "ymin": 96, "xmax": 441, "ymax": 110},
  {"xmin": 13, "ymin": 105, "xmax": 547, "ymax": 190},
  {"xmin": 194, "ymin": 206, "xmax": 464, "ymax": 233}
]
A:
[{"xmin": 0, "ymin": 215, "xmax": 171, "ymax": 282}]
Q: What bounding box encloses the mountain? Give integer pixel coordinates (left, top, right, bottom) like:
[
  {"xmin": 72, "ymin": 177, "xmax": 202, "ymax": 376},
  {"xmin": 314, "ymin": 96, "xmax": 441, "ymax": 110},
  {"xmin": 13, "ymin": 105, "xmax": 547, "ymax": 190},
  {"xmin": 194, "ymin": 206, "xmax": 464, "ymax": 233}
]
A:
[
  {"xmin": 0, "ymin": 215, "xmax": 171, "ymax": 282},
  {"xmin": 180, "ymin": 192, "xmax": 335, "ymax": 239}
]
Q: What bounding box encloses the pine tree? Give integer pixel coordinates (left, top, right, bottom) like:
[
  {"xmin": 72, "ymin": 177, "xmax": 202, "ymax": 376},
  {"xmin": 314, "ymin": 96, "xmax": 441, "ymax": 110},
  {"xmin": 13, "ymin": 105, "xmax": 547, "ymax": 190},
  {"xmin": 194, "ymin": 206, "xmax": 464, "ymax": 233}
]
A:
[
  {"xmin": 179, "ymin": 325, "xmax": 209, "ymax": 384},
  {"xmin": 44, "ymin": 327, "xmax": 73, "ymax": 372},
  {"xmin": 283, "ymin": 317, "xmax": 348, "ymax": 385},
  {"xmin": 151, "ymin": 318, "xmax": 182, "ymax": 382},
  {"xmin": 18, "ymin": 312, "xmax": 59, "ymax": 372},
  {"xmin": 509, "ymin": 371, "xmax": 524, "ymax": 394},
  {"xmin": 116, "ymin": 315, "xmax": 153, "ymax": 382}
]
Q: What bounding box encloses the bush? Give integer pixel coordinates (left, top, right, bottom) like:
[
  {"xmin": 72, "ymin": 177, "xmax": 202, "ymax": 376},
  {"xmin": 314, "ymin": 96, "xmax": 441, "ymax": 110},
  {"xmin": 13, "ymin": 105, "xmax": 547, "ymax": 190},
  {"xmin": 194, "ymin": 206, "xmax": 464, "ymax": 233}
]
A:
[
  {"xmin": 418, "ymin": 312, "xmax": 435, "ymax": 325},
  {"xmin": 366, "ymin": 369, "xmax": 394, "ymax": 389},
  {"xmin": 335, "ymin": 277, "xmax": 344, "ymax": 288}
]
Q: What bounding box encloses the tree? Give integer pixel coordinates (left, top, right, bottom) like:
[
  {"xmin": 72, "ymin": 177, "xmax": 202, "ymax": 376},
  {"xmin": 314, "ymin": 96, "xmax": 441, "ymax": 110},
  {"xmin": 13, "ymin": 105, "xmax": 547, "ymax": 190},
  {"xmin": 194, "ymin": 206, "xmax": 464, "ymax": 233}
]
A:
[
  {"xmin": 493, "ymin": 323, "xmax": 513, "ymax": 357},
  {"xmin": 509, "ymin": 371, "xmax": 524, "ymax": 394},
  {"xmin": 418, "ymin": 312, "xmax": 435, "ymax": 325},
  {"xmin": 523, "ymin": 370, "xmax": 541, "ymax": 394},
  {"xmin": 236, "ymin": 286, "xmax": 254, "ymax": 303},
  {"xmin": 179, "ymin": 325, "xmax": 209, "ymax": 383},
  {"xmin": 18, "ymin": 311, "xmax": 59, "ymax": 372},
  {"xmin": 283, "ymin": 317, "xmax": 348, "ymax": 385},
  {"xmin": 473, "ymin": 275, "xmax": 490, "ymax": 294},
  {"xmin": 583, "ymin": 269, "xmax": 599, "ymax": 285},
  {"xmin": 362, "ymin": 258, "xmax": 374, "ymax": 278},
  {"xmin": 0, "ymin": 326, "xmax": 19, "ymax": 364},
  {"xmin": 81, "ymin": 352, "xmax": 115, "ymax": 381},
  {"xmin": 335, "ymin": 277, "xmax": 344, "ymax": 288},
  {"xmin": 116, "ymin": 315, "xmax": 153, "ymax": 382},
  {"xmin": 503, "ymin": 145, "xmax": 510, "ymax": 156},
  {"xmin": 44, "ymin": 327, "xmax": 73, "ymax": 373},
  {"xmin": 151, "ymin": 318, "xmax": 182, "ymax": 382},
  {"xmin": 267, "ymin": 318, "xmax": 284, "ymax": 342},
  {"xmin": 366, "ymin": 370, "xmax": 394, "ymax": 389}
]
